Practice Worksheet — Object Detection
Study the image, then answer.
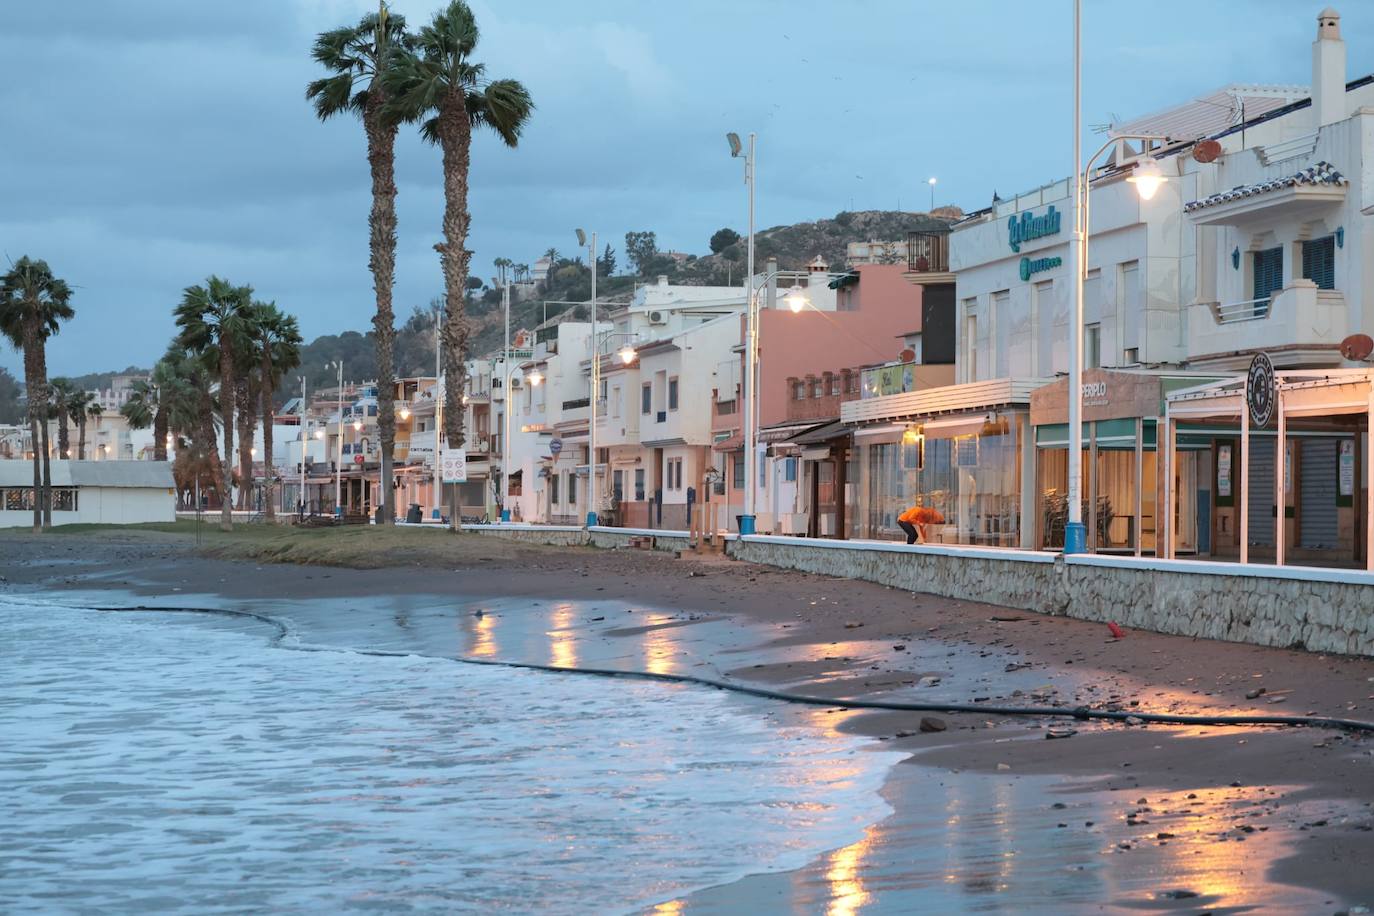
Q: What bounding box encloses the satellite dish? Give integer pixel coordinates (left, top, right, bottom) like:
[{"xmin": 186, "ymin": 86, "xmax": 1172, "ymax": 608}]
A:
[
  {"xmin": 898, "ymin": 348, "xmax": 916, "ymax": 363},
  {"xmin": 1339, "ymin": 333, "xmax": 1374, "ymax": 361},
  {"xmin": 1193, "ymin": 139, "xmax": 1222, "ymax": 163}
]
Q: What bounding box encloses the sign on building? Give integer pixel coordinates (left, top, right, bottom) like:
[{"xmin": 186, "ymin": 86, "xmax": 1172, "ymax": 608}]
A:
[
  {"xmin": 440, "ymin": 449, "xmax": 468, "ymax": 483},
  {"xmin": 1246, "ymin": 352, "xmax": 1275, "ymax": 428}
]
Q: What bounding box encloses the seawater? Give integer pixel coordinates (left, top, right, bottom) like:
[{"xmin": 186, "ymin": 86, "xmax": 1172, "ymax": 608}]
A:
[{"xmin": 0, "ymin": 595, "xmax": 901, "ymax": 914}]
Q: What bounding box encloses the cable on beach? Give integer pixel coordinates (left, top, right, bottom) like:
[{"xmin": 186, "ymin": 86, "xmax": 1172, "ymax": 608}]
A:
[{"xmin": 84, "ymin": 603, "xmax": 1374, "ymax": 736}]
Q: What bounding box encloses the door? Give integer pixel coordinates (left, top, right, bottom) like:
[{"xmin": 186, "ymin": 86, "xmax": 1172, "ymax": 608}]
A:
[
  {"xmin": 1247, "ymin": 438, "xmax": 1276, "ymax": 547},
  {"xmin": 1173, "ymin": 451, "xmax": 1198, "ymax": 554},
  {"xmin": 1299, "ymin": 439, "xmax": 1338, "ymax": 549}
]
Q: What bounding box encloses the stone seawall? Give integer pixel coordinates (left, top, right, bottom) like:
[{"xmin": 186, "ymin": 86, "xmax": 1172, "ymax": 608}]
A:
[
  {"xmin": 729, "ymin": 536, "xmax": 1374, "ymax": 657},
  {"xmin": 470, "ymin": 525, "xmax": 690, "ymax": 554}
]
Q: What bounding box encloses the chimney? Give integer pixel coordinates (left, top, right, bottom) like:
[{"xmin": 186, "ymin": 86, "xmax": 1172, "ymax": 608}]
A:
[
  {"xmin": 1313, "ymin": 7, "xmax": 1346, "ymax": 128},
  {"xmin": 656, "ymin": 274, "xmax": 669, "ymax": 287},
  {"xmin": 765, "ymin": 257, "xmax": 778, "ymax": 309}
]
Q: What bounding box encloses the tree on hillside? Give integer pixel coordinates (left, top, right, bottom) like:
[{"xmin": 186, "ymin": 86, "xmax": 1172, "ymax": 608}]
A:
[
  {"xmin": 248, "ymin": 302, "xmax": 302, "ymax": 520},
  {"xmin": 175, "ymin": 276, "xmax": 254, "ymax": 531},
  {"xmin": 709, "ymin": 227, "xmax": 740, "ymax": 254},
  {"xmin": 543, "ymin": 247, "xmax": 559, "ymax": 264},
  {"xmin": 624, "ymin": 231, "xmax": 657, "ymax": 276},
  {"xmin": 385, "ymin": 0, "xmax": 533, "ymax": 530},
  {"xmin": 0, "ymin": 256, "xmax": 74, "ymax": 531},
  {"xmin": 308, "ymin": 2, "xmax": 415, "ymax": 526},
  {"xmin": 597, "ymin": 243, "xmax": 616, "ymax": 277}
]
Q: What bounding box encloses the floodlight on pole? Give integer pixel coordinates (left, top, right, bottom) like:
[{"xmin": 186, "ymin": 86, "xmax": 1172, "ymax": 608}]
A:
[
  {"xmin": 726, "ymin": 132, "xmax": 742, "ymax": 158},
  {"xmin": 783, "ymin": 288, "xmax": 809, "ymax": 314},
  {"xmin": 1125, "ymin": 157, "xmax": 1167, "ymax": 200},
  {"xmin": 618, "ymin": 345, "xmax": 637, "ymax": 365},
  {"xmin": 927, "ymin": 176, "xmax": 937, "ymax": 211}
]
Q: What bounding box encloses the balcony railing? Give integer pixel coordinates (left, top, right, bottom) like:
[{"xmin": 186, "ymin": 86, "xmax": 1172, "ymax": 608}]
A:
[
  {"xmin": 1212, "ymin": 297, "xmax": 1272, "ymax": 324},
  {"xmin": 562, "ymin": 397, "xmax": 590, "ymax": 411},
  {"xmin": 906, "ymin": 231, "xmax": 950, "ymax": 273}
]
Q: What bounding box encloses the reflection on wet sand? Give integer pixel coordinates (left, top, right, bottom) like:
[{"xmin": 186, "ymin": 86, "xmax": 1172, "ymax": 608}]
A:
[
  {"xmin": 549, "ymin": 603, "xmax": 578, "ymax": 669},
  {"xmin": 650, "ymin": 900, "xmax": 684, "ymax": 915},
  {"xmin": 643, "ymin": 617, "xmax": 681, "ymax": 675},
  {"xmin": 468, "ymin": 607, "xmax": 498, "ymax": 658},
  {"xmin": 824, "ymin": 824, "xmax": 875, "ymax": 916}
]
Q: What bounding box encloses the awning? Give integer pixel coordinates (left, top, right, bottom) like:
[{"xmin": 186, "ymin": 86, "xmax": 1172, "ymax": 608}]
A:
[
  {"xmin": 759, "ymin": 423, "xmax": 816, "ymax": 443},
  {"xmin": 801, "ymin": 446, "xmax": 833, "ymax": 460},
  {"xmin": 712, "ymin": 433, "xmax": 743, "ymax": 452},
  {"xmin": 791, "ymin": 420, "xmax": 849, "ymax": 445},
  {"xmin": 853, "ymin": 423, "xmax": 907, "ymax": 439},
  {"xmin": 921, "ymin": 413, "xmax": 990, "ymax": 440}
]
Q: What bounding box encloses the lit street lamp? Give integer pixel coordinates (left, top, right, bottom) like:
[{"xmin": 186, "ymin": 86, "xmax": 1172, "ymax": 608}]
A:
[
  {"xmin": 577, "ymin": 226, "xmax": 600, "ymax": 527},
  {"xmin": 726, "ymin": 129, "xmax": 760, "ymax": 534},
  {"xmin": 326, "ymin": 359, "xmax": 345, "ymax": 517},
  {"xmin": 1065, "ymin": 0, "xmax": 1170, "ymax": 553},
  {"xmin": 927, "ymin": 176, "xmax": 937, "ymax": 212}
]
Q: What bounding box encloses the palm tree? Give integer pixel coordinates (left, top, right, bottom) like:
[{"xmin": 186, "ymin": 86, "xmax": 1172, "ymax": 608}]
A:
[
  {"xmin": 308, "ymin": 2, "xmax": 413, "ymax": 526},
  {"xmin": 386, "ymin": 0, "xmax": 533, "ymax": 529},
  {"xmin": 157, "ymin": 345, "xmax": 223, "ymax": 507},
  {"xmin": 69, "ymin": 391, "xmax": 101, "ymax": 460},
  {"xmin": 175, "ymin": 276, "xmax": 254, "ymax": 530},
  {"xmin": 232, "ymin": 337, "xmax": 261, "ymax": 510},
  {"xmin": 120, "ymin": 375, "xmax": 169, "ymax": 461},
  {"xmin": 543, "ymin": 247, "xmax": 559, "ymax": 264},
  {"xmin": 248, "ymin": 301, "xmax": 302, "ymax": 520},
  {"xmin": 49, "ymin": 377, "xmax": 76, "ymax": 459},
  {"xmin": 0, "ymin": 256, "xmax": 75, "ymax": 531}
]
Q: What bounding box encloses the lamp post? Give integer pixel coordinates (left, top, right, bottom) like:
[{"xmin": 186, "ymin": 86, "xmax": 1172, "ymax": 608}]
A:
[
  {"xmin": 432, "ymin": 304, "xmax": 442, "ymax": 521},
  {"xmin": 726, "ymin": 130, "xmax": 759, "ymax": 534},
  {"xmin": 927, "ymin": 176, "xmax": 937, "ymax": 212},
  {"xmin": 297, "ymin": 374, "xmax": 307, "ymax": 520},
  {"xmin": 576, "ymin": 227, "xmax": 600, "ymax": 526},
  {"xmin": 1065, "ymin": 0, "xmax": 1169, "ymax": 553},
  {"xmin": 500, "ymin": 362, "xmax": 537, "ymax": 522},
  {"xmin": 325, "ymin": 360, "xmax": 345, "ymax": 516}
]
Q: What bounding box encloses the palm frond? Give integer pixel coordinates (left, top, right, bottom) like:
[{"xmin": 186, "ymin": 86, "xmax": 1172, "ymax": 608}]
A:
[{"xmin": 468, "ymin": 78, "xmax": 533, "ymax": 147}]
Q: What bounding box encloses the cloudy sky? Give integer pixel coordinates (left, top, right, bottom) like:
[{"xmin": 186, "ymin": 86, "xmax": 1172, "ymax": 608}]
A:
[{"xmin": 2, "ymin": 1, "xmax": 1366, "ymax": 377}]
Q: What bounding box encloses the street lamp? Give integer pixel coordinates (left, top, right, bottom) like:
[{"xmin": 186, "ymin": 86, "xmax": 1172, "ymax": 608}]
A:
[
  {"xmin": 577, "ymin": 226, "xmax": 601, "ymax": 527},
  {"xmin": 498, "ymin": 360, "xmax": 531, "ymax": 522},
  {"xmin": 618, "ymin": 344, "xmax": 637, "ymax": 365},
  {"xmin": 727, "ymin": 129, "xmax": 759, "ymax": 533},
  {"xmin": 526, "ymin": 370, "xmax": 543, "ymax": 387},
  {"xmin": 783, "ymin": 287, "xmax": 808, "ymax": 314},
  {"xmin": 326, "ymin": 359, "xmax": 345, "ymax": 517},
  {"xmin": 927, "ymin": 176, "xmax": 937, "ymax": 211},
  {"xmin": 399, "ymin": 406, "xmax": 410, "ymax": 421},
  {"xmin": 1065, "ymin": 0, "xmax": 1170, "ymax": 554}
]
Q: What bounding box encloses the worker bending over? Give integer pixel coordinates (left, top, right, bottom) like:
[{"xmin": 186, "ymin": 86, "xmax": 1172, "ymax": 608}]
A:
[{"xmin": 896, "ymin": 505, "xmax": 944, "ymax": 545}]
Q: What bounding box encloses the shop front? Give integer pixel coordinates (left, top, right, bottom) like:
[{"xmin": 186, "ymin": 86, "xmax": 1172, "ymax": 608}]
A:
[
  {"xmin": 1029, "ymin": 370, "xmax": 1221, "ymax": 554},
  {"xmin": 840, "ymin": 378, "xmax": 1040, "ymax": 546}
]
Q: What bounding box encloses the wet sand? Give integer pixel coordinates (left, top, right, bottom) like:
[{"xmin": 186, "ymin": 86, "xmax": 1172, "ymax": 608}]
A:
[{"xmin": 3, "ymin": 529, "xmax": 1373, "ymax": 911}]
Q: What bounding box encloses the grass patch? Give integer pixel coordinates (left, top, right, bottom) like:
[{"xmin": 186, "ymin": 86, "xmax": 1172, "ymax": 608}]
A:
[{"xmin": 197, "ymin": 524, "xmax": 526, "ymax": 568}]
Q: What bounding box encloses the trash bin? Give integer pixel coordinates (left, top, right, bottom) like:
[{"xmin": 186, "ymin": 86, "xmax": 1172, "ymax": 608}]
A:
[
  {"xmin": 374, "ymin": 506, "xmax": 384, "ymax": 525},
  {"xmin": 406, "ymin": 503, "xmax": 422, "ymax": 524}
]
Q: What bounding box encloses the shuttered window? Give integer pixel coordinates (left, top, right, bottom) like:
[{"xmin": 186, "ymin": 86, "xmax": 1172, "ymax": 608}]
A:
[
  {"xmin": 1301, "ymin": 236, "xmax": 1335, "ymax": 290},
  {"xmin": 1252, "ymin": 247, "xmax": 1283, "ymax": 303}
]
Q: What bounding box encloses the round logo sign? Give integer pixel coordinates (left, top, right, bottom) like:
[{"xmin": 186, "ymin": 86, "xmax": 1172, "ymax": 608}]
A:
[
  {"xmin": 353, "ymin": 454, "xmax": 365, "ymax": 465},
  {"xmin": 549, "ymin": 438, "xmax": 563, "ymax": 456},
  {"xmin": 1246, "ymin": 352, "xmax": 1275, "ymax": 428}
]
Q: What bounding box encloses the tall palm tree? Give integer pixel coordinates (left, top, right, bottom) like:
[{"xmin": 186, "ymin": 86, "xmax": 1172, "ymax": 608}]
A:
[
  {"xmin": 543, "ymin": 247, "xmax": 559, "ymax": 264},
  {"xmin": 49, "ymin": 377, "xmax": 75, "ymax": 459},
  {"xmin": 0, "ymin": 256, "xmax": 74, "ymax": 531},
  {"xmin": 308, "ymin": 2, "xmax": 413, "ymax": 526},
  {"xmin": 232, "ymin": 334, "xmax": 261, "ymax": 510},
  {"xmin": 120, "ymin": 376, "xmax": 169, "ymax": 461},
  {"xmin": 248, "ymin": 301, "xmax": 302, "ymax": 520},
  {"xmin": 158, "ymin": 344, "xmax": 223, "ymax": 507},
  {"xmin": 69, "ymin": 391, "xmax": 101, "ymax": 460},
  {"xmin": 386, "ymin": 0, "xmax": 533, "ymax": 529},
  {"xmin": 175, "ymin": 276, "xmax": 253, "ymax": 531}
]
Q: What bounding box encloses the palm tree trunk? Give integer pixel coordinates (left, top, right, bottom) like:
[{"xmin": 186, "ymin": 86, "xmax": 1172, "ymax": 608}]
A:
[
  {"xmin": 28, "ymin": 415, "xmax": 41, "ymax": 533},
  {"xmin": 235, "ymin": 378, "xmax": 254, "ymax": 510},
  {"xmin": 436, "ymin": 94, "xmax": 474, "ymax": 532},
  {"xmin": 40, "ymin": 420, "xmax": 52, "ymax": 527},
  {"xmin": 366, "ymin": 97, "xmax": 399, "ymax": 526},
  {"xmin": 260, "ymin": 372, "xmax": 275, "ymax": 521},
  {"xmin": 153, "ymin": 407, "xmax": 168, "ymax": 462},
  {"xmin": 219, "ymin": 347, "xmax": 235, "ymax": 531},
  {"xmin": 57, "ymin": 408, "xmax": 69, "ymax": 459},
  {"xmin": 77, "ymin": 415, "xmax": 86, "ymax": 460}
]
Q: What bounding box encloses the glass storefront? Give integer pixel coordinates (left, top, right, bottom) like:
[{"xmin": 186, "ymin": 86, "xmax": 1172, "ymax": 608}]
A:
[{"xmin": 853, "ymin": 412, "xmax": 1024, "ymax": 546}]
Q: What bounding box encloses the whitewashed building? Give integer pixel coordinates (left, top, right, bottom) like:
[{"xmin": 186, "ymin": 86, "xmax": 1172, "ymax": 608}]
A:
[{"xmin": 0, "ymin": 460, "xmax": 175, "ymax": 527}]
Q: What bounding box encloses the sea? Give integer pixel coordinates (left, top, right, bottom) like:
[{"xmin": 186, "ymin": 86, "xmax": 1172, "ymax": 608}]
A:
[{"xmin": 0, "ymin": 593, "xmax": 901, "ymax": 914}]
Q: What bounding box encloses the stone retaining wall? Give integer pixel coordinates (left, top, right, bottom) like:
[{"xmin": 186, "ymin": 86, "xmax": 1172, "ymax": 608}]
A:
[
  {"xmin": 470, "ymin": 525, "xmax": 691, "ymax": 554},
  {"xmin": 729, "ymin": 536, "xmax": 1374, "ymax": 657}
]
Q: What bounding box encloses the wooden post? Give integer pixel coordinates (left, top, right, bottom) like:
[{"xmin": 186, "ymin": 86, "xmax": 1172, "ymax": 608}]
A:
[{"xmin": 1134, "ymin": 416, "xmax": 1143, "ymax": 557}]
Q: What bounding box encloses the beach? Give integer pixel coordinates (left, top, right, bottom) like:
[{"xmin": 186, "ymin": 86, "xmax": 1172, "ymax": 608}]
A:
[{"xmin": 3, "ymin": 526, "xmax": 1373, "ymax": 912}]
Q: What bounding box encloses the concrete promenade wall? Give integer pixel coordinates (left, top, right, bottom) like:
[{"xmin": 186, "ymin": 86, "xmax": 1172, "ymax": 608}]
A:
[
  {"xmin": 469, "ymin": 524, "xmax": 690, "ymax": 554},
  {"xmin": 728, "ymin": 536, "xmax": 1374, "ymax": 657}
]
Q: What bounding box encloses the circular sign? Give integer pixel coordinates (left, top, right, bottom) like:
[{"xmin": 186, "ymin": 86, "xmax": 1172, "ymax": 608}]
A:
[
  {"xmin": 1339, "ymin": 332, "xmax": 1373, "ymax": 361},
  {"xmin": 1246, "ymin": 352, "xmax": 1275, "ymax": 428},
  {"xmin": 353, "ymin": 454, "xmax": 365, "ymax": 465},
  {"xmin": 549, "ymin": 438, "xmax": 563, "ymax": 456}
]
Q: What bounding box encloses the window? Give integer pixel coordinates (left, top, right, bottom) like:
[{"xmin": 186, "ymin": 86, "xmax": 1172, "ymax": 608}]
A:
[
  {"xmin": 1302, "ymin": 236, "xmax": 1335, "ymax": 290},
  {"xmin": 716, "ymin": 399, "xmax": 737, "ymax": 415},
  {"xmin": 368, "ymin": 405, "xmax": 377, "ymax": 416},
  {"xmin": 567, "ymin": 472, "xmax": 577, "ymax": 506},
  {"xmin": 3, "ymin": 488, "xmax": 34, "ymax": 511},
  {"xmin": 53, "ymin": 489, "xmax": 78, "ymax": 512},
  {"xmin": 641, "ymin": 383, "xmax": 652, "ymax": 414},
  {"xmin": 634, "ymin": 468, "xmax": 645, "ymax": 501},
  {"xmin": 964, "ymin": 313, "xmax": 978, "ymax": 381},
  {"xmin": 784, "ymin": 457, "xmax": 798, "ymax": 482},
  {"xmin": 668, "ymin": 377, "xmax": 679, "ymax": 411},
  {"xmin": 1084, "ymin": 323, "xmax": 1101, "ymax": 370},
  {"xmin": 758, "ymin": 452, "xmax": 768, "ymax": 489},
  {"xmin": 1253, "ymin": 247, "xmax": 1283, "ymax": 303},
  {"xmin": 812, "ymin": 378, "xmax": 823, "ymax": 399},
  {"xmin": 612, "ymin": 386, "xmax": 622, "ymax": 418},
  {"xmin": 549, "ymin": 473, "xmax": 560, "ymax": 505},
  {"xmin": 612, "ymin": 469, "xmax": 624, "ymax": 502},
  {"xmin": 793, "ymin": 381, "xmax": 806, "ymax": 400},
  {"xmin": 667, "ymin": 458, "xmax": 683, "ymax": 490},
  {"xmin": 732, "ymin": 452, "xmax": 745, "ymax": 489},
  {"xmin": 829, "ymin": 374, "xmax": 840, "ymax": 396}
]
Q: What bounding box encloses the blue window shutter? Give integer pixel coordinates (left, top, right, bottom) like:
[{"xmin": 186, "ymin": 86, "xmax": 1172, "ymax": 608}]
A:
[{"xmin": 1301, "ymin": 236, "xmax": 1335, "ymax": 290}]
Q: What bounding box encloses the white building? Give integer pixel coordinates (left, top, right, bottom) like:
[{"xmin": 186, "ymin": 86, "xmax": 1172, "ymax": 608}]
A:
[{"xmin": 0, "ymin": 460, "xmax": 175, "ymax": 527}]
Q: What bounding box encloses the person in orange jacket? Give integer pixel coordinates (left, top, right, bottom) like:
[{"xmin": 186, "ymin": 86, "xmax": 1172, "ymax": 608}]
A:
[{"xmin": 896, "ymin": 504, "xmax": 944, "ymax": 544}]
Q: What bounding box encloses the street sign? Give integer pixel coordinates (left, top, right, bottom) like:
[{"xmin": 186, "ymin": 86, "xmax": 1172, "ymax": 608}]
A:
[
  {"xmin": 1246, "ymin": 352, "xmax": 1275, "ymax": 428},
  {"xmin": 549, "ymin": 438, "xmax": 564, "ymax": 457},
  {"xmin": 440, "ymin": 448, "xmax": 468, "ymax": 483}
]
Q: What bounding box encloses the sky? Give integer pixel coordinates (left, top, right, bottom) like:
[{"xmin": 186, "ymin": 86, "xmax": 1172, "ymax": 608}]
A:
[{"xmin": 2, "ymin": 0, "xmax": 1368, "ymax": 377}]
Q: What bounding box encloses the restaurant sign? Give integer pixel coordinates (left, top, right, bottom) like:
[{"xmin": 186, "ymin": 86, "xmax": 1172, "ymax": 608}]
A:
[
  {"xmin": 861, "ymin": 362, "xmax": 916, "ymax": 399},
  {"xmin": 1008, "ymin": 205, "xmax": 1062, "ymax": 252}
]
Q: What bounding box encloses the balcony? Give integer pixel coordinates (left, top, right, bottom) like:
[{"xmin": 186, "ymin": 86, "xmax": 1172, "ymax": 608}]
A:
[
  {"xmin": 904, "ymin": 230, "xmax": 952, "ymax": 283},
  {"xmin": 1188, "ymin": 280, "xmax": 1348, "ymax": 368}
]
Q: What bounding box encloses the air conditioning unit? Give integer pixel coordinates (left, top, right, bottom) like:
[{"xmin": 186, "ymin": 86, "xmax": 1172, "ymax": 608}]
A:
[{"xmin": 647, "ymin": 310, "xmax": 668, "ymax": 325}]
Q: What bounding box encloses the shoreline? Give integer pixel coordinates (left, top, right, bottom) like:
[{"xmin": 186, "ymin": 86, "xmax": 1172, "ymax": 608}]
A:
[{"xmin": 3, "ymin": 527, "xmax": 1373, "ymax": 910}]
